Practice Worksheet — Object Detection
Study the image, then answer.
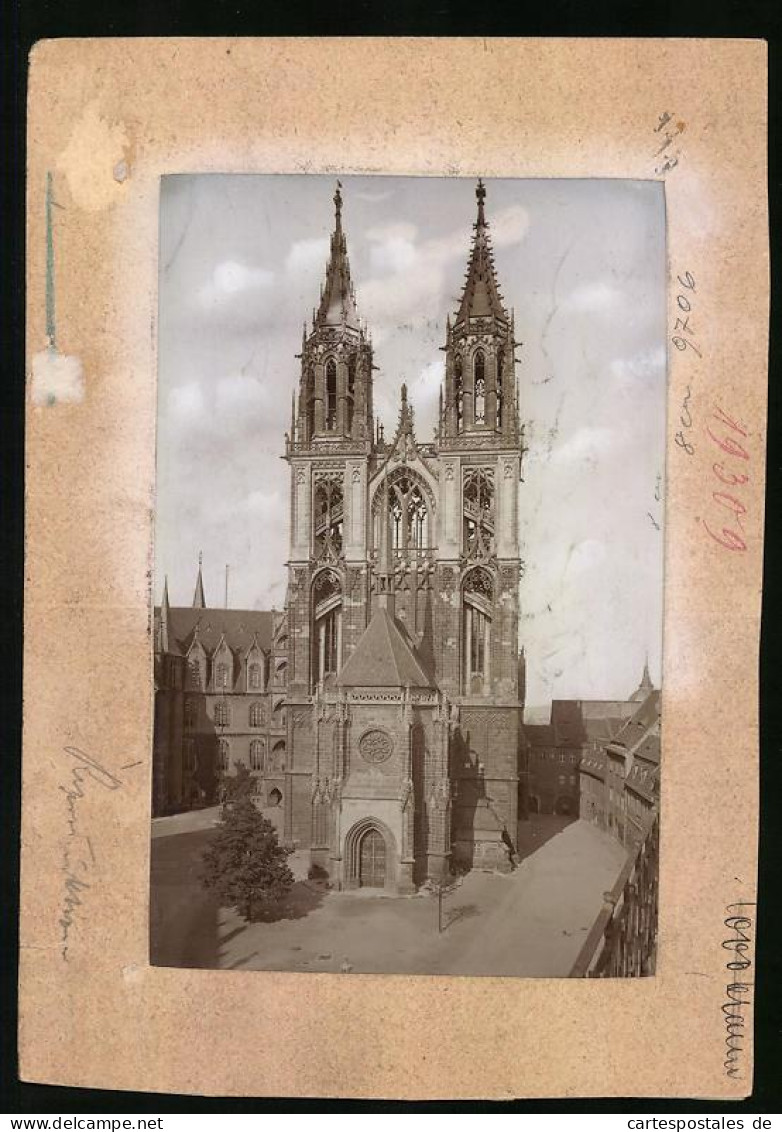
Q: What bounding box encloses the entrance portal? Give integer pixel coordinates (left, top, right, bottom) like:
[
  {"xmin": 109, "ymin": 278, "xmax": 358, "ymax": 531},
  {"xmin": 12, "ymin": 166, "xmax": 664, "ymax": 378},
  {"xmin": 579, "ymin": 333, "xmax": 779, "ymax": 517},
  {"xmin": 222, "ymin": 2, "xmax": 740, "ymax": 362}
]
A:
[{"xmin": 358, "ymin": 827, "xmax": 386, "ymax": 888}]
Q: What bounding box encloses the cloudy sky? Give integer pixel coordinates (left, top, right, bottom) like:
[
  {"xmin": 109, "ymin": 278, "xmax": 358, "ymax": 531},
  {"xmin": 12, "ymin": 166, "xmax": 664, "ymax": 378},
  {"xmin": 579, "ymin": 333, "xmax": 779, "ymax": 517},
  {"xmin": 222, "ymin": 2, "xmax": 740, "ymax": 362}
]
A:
[{"xmin": 156, "ymin": 175, "xmax": 666, "ymax": 709}]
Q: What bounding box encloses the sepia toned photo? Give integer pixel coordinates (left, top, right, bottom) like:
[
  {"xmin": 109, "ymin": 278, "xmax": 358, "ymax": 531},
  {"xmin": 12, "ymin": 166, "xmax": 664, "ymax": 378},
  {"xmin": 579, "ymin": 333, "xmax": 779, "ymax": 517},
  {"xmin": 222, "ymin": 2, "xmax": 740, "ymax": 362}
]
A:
[{"xmin": 150, "ymin": 173, "xmax": 665, "ymax": 978}]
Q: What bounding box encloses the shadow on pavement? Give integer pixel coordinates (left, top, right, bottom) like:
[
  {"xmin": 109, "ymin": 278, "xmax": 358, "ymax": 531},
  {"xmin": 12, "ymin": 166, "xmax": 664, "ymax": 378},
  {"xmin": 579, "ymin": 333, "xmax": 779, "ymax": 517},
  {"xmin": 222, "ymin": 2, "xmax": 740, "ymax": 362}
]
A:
[{"xmin": 515, "ymin": 814, "xmax": 577, "ymax": 863}]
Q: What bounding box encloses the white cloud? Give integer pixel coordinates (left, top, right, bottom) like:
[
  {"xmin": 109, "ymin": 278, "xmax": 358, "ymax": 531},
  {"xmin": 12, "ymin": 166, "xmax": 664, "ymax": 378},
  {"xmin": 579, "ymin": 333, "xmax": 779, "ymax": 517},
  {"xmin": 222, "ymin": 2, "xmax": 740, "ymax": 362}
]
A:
[
  {"xmin": 198, "ymin": 260, "xmax": 275, "ymax": 307},
  {"xmin": 215, "ymin": 373, "xmax": 269, "ymax": 415},
  {"xmin": 285, "ymin": 237, "xmax": 330, "ymax": 277},
  {"xmin": 168, "ymin": 381, "xmax": 206, "ymax": 422},
  {"xmin": 367, "ymin": 227, "xmax": 418, "ymax": 275},
  {"xmin": 551, "ymin": 425, "xmax": 616, "ymax": 464},
  {"xmin": 562, "ymin": 280, "xmax": 624, "ymax": 314},
  {"xmin": 490, "ymin": 205, "xmax": 530, "ymax": 247},
  {"xmin": 610, "ymin": 345, "xmax": 666, "ymax": 385}
]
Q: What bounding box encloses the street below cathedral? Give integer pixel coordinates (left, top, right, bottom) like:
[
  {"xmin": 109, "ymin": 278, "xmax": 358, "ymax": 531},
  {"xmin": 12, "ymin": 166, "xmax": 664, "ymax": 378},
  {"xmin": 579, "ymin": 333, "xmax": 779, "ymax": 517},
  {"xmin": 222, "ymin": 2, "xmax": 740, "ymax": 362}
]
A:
[{"xmin": 150, "ymin": 812, "xmax": 628, "ymax": 977}]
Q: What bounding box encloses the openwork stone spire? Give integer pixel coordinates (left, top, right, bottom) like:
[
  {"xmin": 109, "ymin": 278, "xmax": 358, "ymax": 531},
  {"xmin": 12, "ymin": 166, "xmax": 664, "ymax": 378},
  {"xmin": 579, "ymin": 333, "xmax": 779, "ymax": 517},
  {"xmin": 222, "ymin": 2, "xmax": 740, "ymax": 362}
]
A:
[
  {"xmin": 455, "ymin": 178, "xmax": 508, "ymax": 327},
  {"xmin": 315, "ymin": 181, "xmax": 360, "ymax": 331}
]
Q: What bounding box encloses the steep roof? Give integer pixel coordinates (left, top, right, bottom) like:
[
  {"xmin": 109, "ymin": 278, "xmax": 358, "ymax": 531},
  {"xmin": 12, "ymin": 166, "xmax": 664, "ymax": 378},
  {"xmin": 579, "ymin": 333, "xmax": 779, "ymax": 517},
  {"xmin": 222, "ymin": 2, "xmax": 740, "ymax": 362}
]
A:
[
  {"xmin": 455, "ymin": 179, "xmax": 508, "ymax": 326},
  {"xmin": 336, "ymin": 607, "xmax": 435, "ymax": 689},
  {"xmin": 153, "ymin": 606, "xmax": 275, "ymax": 659},
  {"xmin": 315, "ymin": 183, "xmax": 360, "ymax": 331}
]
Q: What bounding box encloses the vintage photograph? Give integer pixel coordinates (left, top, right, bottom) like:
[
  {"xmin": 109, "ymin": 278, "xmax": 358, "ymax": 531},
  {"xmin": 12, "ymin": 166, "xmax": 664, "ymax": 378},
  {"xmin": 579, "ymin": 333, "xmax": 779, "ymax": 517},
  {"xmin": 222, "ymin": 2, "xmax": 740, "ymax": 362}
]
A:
[{"xmin": 150, "ymin": 174, "xmax": 665, "ymax": 978}]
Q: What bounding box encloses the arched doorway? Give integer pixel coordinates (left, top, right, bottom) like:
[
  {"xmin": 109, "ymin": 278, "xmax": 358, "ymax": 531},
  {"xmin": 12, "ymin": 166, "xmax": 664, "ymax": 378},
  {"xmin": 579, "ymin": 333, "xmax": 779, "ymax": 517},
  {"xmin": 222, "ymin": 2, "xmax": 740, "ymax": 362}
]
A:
[
  {"xmin": 358, "ymin": 827, "xmax": 386, "ymax": 888},
  {"xmin": 343, "ymin": 818, "xmax": 396, "ymax": 891}
]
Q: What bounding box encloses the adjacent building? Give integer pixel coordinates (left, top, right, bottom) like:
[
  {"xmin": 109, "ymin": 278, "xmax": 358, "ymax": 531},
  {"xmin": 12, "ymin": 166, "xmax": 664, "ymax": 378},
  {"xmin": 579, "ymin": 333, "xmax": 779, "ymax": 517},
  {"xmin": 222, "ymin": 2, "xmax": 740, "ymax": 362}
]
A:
[{"xmin": 522, "ymin": 664, "xmax": 654, "ymax": 817}]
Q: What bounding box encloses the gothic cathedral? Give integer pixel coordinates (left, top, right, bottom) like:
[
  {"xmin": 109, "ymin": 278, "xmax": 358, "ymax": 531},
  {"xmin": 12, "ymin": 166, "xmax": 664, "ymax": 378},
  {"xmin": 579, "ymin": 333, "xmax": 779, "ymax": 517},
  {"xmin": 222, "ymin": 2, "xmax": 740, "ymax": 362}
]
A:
[{"xmin": 283, "ymin": 180, "xmax": 524, "ymax": 891}]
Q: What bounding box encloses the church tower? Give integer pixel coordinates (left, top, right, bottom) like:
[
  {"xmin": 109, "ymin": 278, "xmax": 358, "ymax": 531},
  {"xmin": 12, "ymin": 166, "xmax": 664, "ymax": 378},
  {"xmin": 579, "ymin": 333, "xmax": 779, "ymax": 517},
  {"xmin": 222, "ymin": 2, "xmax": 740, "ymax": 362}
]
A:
[{"xmin": 434, "ymin": 178, "xmax": 523, "ymax": 867}]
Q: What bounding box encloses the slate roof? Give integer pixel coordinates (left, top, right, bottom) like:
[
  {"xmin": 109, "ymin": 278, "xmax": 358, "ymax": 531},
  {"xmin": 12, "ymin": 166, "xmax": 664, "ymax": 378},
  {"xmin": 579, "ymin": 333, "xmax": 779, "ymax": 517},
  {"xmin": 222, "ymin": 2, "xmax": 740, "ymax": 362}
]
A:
[
  {"xmin": 154, "ymin": 606, "xmax": 275, "ymax": 658},
  {"xmin": 455, "ymin": 180, "xmax": 508, "ymax": 327},
  {"xmin": 336, "ymin": 608, "xmax": 435, "ymax": 689}
]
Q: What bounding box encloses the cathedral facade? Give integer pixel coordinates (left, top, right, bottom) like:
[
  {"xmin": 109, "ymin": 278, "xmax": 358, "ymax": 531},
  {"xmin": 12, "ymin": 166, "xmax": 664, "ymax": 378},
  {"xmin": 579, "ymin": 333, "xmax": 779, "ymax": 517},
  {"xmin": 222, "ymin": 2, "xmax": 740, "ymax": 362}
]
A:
[
  {"xmin": 154, "ymin": 180, "xmax": 526, "ymax": 892},
  {"xmin": 281, "ymin": 181, "xmax": 524, "ymax": 890}
]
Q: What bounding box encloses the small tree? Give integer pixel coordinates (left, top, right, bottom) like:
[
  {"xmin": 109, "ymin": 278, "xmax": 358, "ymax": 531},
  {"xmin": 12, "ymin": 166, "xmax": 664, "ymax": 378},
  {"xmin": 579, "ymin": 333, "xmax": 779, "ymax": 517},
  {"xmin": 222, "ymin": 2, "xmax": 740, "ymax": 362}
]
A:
[
  {"xmin": 219, "ymin": 761, "xmax": 255, "ymax": 808},
  {"xmin": 201, "ymin": 797, "xmax": 295, "ymax": 921}
]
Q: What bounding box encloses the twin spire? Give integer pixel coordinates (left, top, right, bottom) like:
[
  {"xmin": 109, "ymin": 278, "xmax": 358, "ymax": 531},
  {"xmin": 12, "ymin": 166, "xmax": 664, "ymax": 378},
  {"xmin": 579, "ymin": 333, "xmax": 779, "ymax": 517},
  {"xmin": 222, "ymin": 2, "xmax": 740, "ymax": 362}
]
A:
[
  {"xmin": 455, "ymin": 178, "xmax": 508, "ymax": 326},
  {"xmin": 314, "ymin": 180, "xmax": 360, "ymax": 332}
]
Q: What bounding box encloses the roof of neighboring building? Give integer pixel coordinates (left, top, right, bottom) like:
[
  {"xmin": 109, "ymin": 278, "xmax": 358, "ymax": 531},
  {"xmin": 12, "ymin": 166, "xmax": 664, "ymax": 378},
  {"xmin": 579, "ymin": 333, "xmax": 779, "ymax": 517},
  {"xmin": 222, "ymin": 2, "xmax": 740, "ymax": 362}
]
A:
[
  {"xmin": 524, "ymin": 698, "xmax": 637, "ymax": 749},
  {"xmin": 609, "ymin": 689, "xmax": 661, "ymax": 753},
  {"xmin": 336, "ymin": 607, "xmax": 435, "ymax": 689},
  {"xmin": 154, "ymin": 606, "xmax": 276, "ymax": 658}
]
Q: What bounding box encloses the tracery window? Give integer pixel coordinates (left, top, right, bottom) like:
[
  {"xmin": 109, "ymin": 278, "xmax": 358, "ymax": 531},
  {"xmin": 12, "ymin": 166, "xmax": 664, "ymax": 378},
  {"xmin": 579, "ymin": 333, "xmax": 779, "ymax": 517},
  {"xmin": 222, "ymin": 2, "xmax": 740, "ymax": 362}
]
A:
[
  {"xmin": 326, "ymin": 358, "xmax": 337, "ymax": 431},
  {"xmin": 250, "ymin": 739, "xmax": 265, "ymax": 771},
  {"xmin": 379, "ymin": 472, "xmax": 431, "ymax": 553},
  {"xmin": 463, "ymin": 567, "xmax": 493, "ymax": 693},
  {"xmin": 312, "ymin": 569, "xmax": 342, "ymax": 686},
  {"xmin": 474, "ymin": 350, "xmax": 486, "ymax": 424},
  {"xmin": 347, "ymin": 355, "xmax": 356, "ymax": 433},
  {"xmin": 496, "ymin": 348, "xmax": 504, "ymax": 428},
  {"xmin": 463, "ymin": 468, "xmax": 495, "ymax": 556},
  {"xmin": 248, "ymin": 661, "xmax": 263, "ymax": 690},
  {"xmin": 313, "ymin": 478, "xmax": 343, "ymax": 558},
  {"xmin": 214, "ymin": 661, "xmax": 230, "ymax": 690},
  {"xmin": 305, "ymin": 363, "xmax": 315, "ymax": 440},
  {"xmin": 214, "ymin": 700, "xmax": 230, "ymax": 727},
  {"xmin": 250, "ymin": 702, "xmax": 265, "ymax": 727},
  {"xmin": 187, "ymin": 657, "xmax": 203, "ymax": 690}
]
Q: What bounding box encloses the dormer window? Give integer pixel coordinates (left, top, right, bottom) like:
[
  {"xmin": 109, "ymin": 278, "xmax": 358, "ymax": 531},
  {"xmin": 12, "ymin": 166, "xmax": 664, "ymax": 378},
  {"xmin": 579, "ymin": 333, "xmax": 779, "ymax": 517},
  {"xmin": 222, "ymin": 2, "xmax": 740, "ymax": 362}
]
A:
[
  {"xmin": 215, "ymin": 662, "xmax": 229, "ymax": 690},
  {"xmin": 248, "ymin": 662, "xmax": 263, "ymax": 690}
]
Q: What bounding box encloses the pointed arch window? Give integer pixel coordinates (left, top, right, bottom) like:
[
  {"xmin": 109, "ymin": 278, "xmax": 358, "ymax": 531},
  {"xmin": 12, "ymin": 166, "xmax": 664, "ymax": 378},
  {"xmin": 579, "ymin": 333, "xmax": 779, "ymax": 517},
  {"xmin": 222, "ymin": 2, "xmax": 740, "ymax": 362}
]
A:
[
  {"xmin": 496, "ymin": 348, "xmax": 504, "ymax": 428},
  {"xmin": 462, "ymin": 567, "xmax": 493, "ymax": 694},
  {"xmin": 454, "ymin": 356, "xmax": 464, "ymax": 432},
  {"xmin": 214, "ymin": 661, "xmax": 230, "ymax": 690},
  {"xmin": 214, "ymin": 700, "xmax": 230, "ymax": 727},
  {"xmin": 314, "ymin": 478, "xmax": 343, "ymax": 558},
  {"xmin": 347, "ymin": 355, "xmax": 356, "ymax": 433},
  {"xmin": 312, "ymin": 569, "xmax": 342, "ymax": 686},
  {"xmin": 326, "ymin": 358, "xmax": 337, "ymax": 431},
  {"xmin": 248, "ymin": 661, "xmax": 263, "ymax": 690},
  {"xmin": 463, "ymin": 468, "xmax": 495, "ymax": 556},
  {"xmin": 474, "ymin": 350, "xmax": 486, "ymax": 424},
  {"xmin": 380, "ymin": 472, "xmax": 432, "ymax": 554},
  {"xmin": 271, "ymin": 740, "xmax": 286, "ymax": 773},
  {"xmin": 187, "ymin": 657, "xmax": 203, "ymax": 690},
  {"xmin": 305, "ymin": 364, "xmax": 315, "ymax": 441},
  {"xmin": 250, "ymin": 739, "xmax": 265, "ymax": 771},
  {"xmin": 250, "ymin": 702, "xmax": 265, "ymax": 728}
]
